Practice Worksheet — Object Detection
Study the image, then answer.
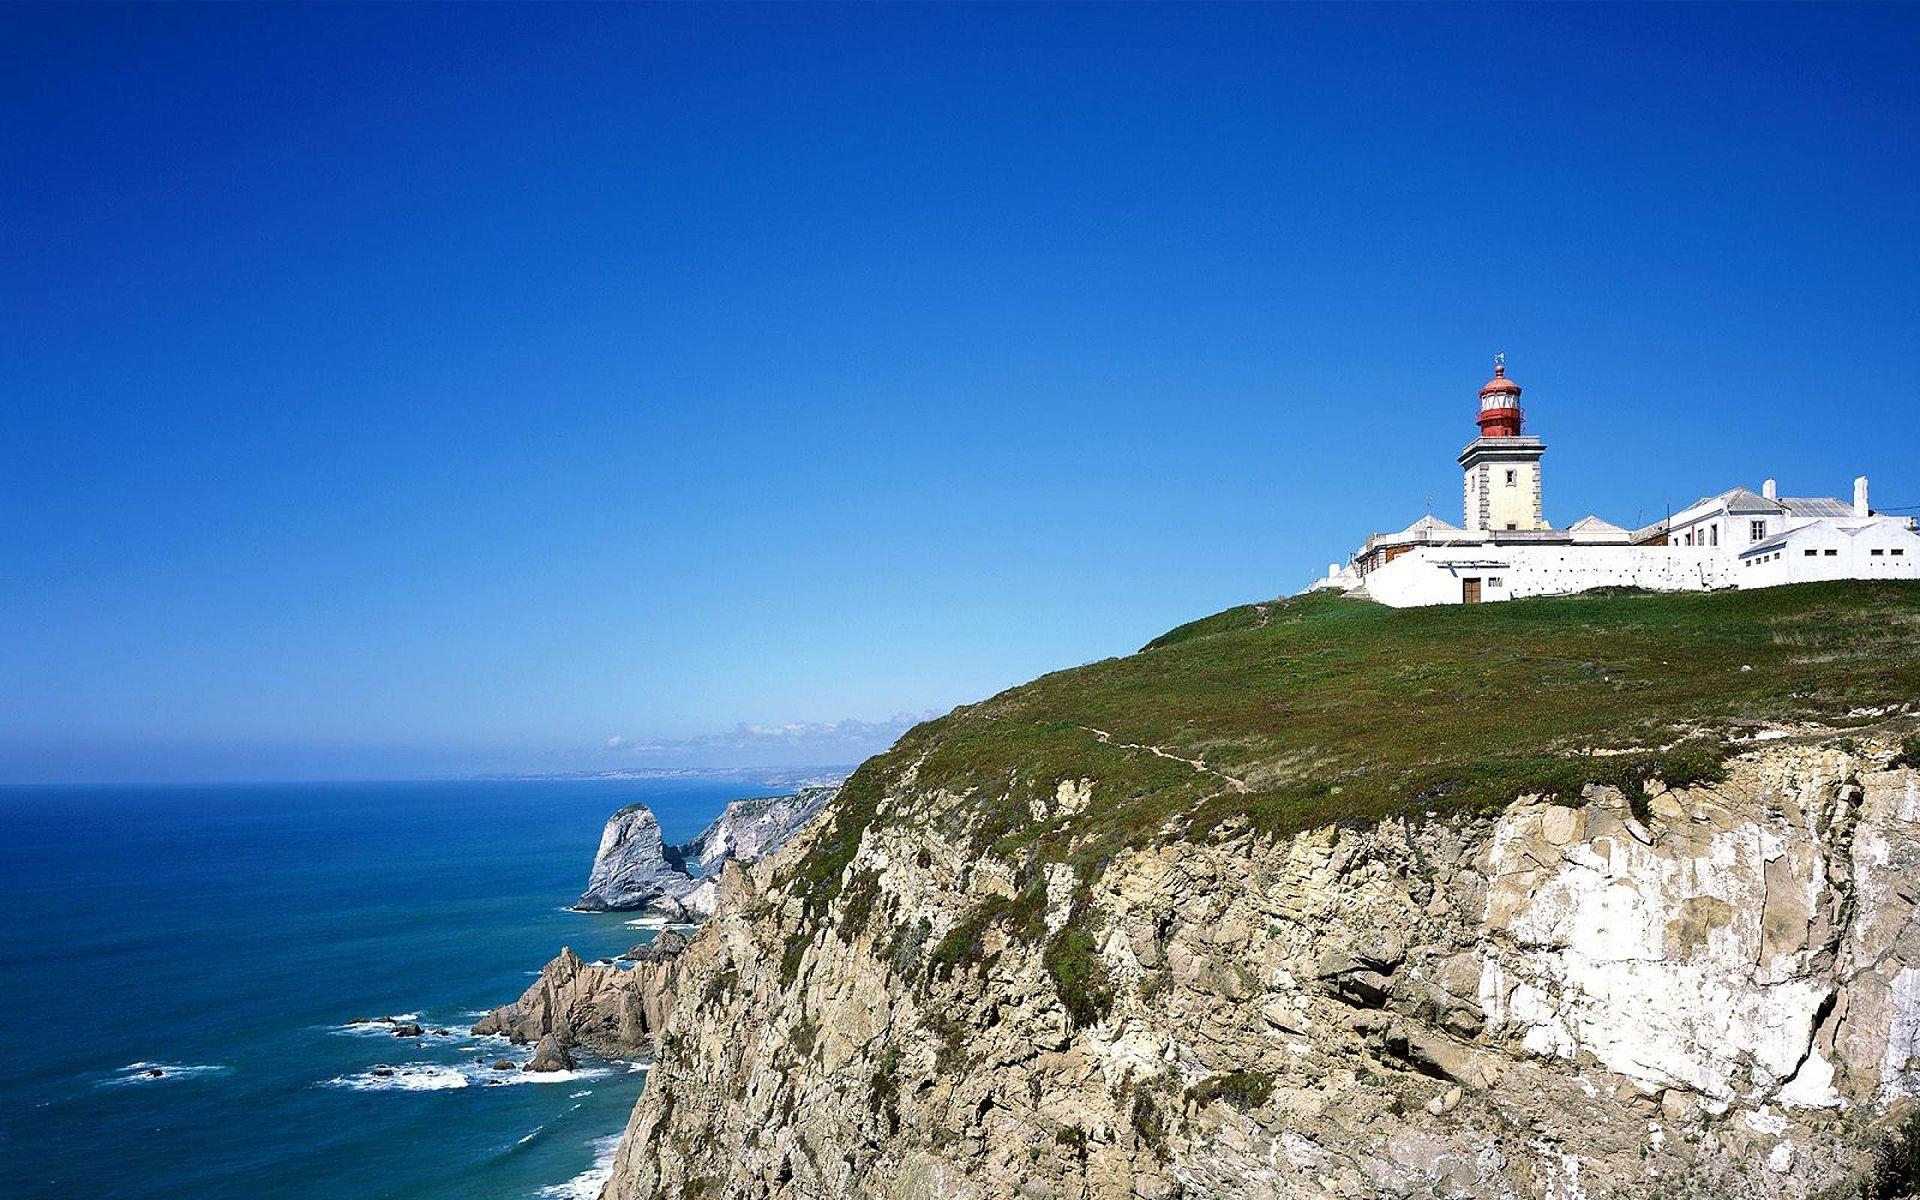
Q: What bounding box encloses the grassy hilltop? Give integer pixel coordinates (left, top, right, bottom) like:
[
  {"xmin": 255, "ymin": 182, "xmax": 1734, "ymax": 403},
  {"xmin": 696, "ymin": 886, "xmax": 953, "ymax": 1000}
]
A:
[{"xmin": 790, "ymin": 581, "xmax": 1920, "ymax": 928}]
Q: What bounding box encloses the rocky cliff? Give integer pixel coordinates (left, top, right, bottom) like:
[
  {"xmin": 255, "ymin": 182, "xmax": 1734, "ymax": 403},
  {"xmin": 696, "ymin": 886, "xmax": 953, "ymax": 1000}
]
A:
[
  {"xmin": 577, "ymin": 804, "xmax": 695, "ymax": 912},
  {"xmin": 607, "ymin": 737, "xmax": 1920, "ymax": 1199},
  {"xmin": 575, "ymin": 787, "xmax": 839, "ymax": 914},
  {"xmin": 473, "ymin": 930, "xmax": 692, "ymax": 1059},
  {"xmin": 588, "ymin": 584, "xmax": 1920, "ymax": 1200},
  {"xmin": 686, "ymin": 786, "xmax": 839, "ymax": 873}
]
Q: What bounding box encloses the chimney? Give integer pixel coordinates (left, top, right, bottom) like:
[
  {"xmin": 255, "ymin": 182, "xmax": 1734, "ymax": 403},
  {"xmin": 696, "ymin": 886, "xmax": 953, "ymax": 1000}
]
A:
[
  {"xmin": 1762, "ymin": 478, "xmax": 1777, "ymax": 500},
  {"xmin": 1854, "ymin": 476, "xmax": 1871, "ymax": 517},
  {"xmin": 1329, "ymin": 562, "xmax": 1341, "ymax": 580}
]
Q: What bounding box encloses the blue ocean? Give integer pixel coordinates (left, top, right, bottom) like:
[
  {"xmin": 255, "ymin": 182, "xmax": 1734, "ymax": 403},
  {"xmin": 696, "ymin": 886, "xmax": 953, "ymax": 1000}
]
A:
[{"xmin": 0, "ymin": 779, "xmax": 778, "ymax": 1200}]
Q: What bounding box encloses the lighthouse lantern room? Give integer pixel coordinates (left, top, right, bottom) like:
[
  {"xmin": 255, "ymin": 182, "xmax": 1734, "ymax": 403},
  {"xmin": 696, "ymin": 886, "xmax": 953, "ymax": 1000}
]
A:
[{"xmin": 1458, "ymin": 356, "xmax": 1548, "ymax": 533}]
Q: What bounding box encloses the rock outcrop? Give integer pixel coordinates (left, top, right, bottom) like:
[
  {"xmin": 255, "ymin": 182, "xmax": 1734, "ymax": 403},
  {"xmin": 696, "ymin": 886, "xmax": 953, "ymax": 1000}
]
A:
[
  {"xmin": 684, "ymin": 786, "xmax": 839, "ymax": 872},
  {"xmin": 525, "ymin": 1032, "xmax": 577, "ymax": 1073},
  {"xmin": 472, "ymin": 938, "xmax": 688, "ymax": 1060},
  {"xmin": 574, "ymin": 786, "xmax": 839, "ymax": 913},
  {"xmin": 575, "ymin": 805, "xmax": 695, "ymax": 912},
  {"xmin": 602, "ymin": 733, "xmax": 1920, "ymax": 1200}
]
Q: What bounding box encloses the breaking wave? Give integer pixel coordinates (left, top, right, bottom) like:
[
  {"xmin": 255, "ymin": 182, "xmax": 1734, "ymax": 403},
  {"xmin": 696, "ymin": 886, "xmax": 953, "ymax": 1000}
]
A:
[
  {"xmin": 535, "ymin": 1133, "xmax": 625, "ymax": 1199},
  {"xmin": 99, "ymin": 1061, "xmax": 230, "ymax": 1086}
]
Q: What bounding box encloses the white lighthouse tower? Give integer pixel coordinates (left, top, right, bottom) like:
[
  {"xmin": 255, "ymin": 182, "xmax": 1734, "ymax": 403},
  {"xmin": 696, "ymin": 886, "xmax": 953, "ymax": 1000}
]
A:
[{"xmin": 1459, "ymin": 356, "xmax": 1548, "ymax": 533}]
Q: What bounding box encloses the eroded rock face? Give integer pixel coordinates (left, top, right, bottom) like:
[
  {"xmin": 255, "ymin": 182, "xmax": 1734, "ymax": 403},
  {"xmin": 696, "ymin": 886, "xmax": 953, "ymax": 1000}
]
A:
[
  {"xmin": 602, "ymin": 735, "xmax": 1920, "ymax": 1200},
  {"xmin": 526, "ymin": 1032, "xmax": 577, "ymax": 1073},
  {"xmin": 577, "ymin": 806, "xmax": 694, "ymax": 913},
  {"xmin": 685, "ymin": 787, "xmax": 839, "ymax": 873},
  {"xmin": 575, "ymin": 787, "xmax": 839, "ymax": 913},
  {"xmin": 471, "ymin": 941, "xmax": 683, "ymax": 1060}
]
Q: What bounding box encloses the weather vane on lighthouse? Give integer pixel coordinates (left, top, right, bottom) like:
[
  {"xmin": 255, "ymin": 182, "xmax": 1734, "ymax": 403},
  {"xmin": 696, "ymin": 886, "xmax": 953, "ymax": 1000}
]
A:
[{"xmin": 1494, "ymin": 352, "xmax": 1506, "ymax": 368}]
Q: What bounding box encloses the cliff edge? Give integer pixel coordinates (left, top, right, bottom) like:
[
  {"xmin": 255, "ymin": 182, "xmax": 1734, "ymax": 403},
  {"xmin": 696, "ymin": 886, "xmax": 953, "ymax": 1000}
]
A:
[{"xmin": 597, "ymin": 582, "xmax": 1920, "ymax": 1199}]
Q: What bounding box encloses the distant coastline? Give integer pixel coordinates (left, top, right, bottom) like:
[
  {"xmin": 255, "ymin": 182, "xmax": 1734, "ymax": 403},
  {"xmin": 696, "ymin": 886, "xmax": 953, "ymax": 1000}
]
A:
[{"xmin": 458, "ymin": 765, "xmax": 851, "ymax": 788}]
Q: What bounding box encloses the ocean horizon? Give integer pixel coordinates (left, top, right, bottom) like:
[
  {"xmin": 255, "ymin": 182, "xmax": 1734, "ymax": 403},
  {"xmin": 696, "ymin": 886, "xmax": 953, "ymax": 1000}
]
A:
[{"xmin": 0, "ymin": 777, "xmax": 791, "ymax": 1200}]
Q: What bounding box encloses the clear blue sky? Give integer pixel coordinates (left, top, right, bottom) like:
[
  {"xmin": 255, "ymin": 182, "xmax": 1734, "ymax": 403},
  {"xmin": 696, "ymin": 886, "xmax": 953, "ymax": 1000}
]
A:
[{"xmin": 4, "ymin": 4, "xmax": 1916, "ymax": 782}]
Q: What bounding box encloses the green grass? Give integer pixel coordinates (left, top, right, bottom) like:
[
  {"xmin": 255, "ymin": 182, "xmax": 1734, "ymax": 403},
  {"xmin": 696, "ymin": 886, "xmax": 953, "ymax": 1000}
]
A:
[{"xmin": 778, "ymin": 582, "xmax": 1920, "ymax": 998}]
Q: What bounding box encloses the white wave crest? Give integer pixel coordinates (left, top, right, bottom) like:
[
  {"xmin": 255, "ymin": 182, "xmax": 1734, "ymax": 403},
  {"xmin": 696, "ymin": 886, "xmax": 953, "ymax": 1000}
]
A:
[
  {"xmin": 324, "ymin": 1060, "xmax": 613, "ymax": 1092},
  {"xmin": 536, "ymin": 1133, "xmax": 625, "ymax": 1199},
  {"xmin": 101, "ymin": 1061, "xmax": 230, "ymax": 1086}
]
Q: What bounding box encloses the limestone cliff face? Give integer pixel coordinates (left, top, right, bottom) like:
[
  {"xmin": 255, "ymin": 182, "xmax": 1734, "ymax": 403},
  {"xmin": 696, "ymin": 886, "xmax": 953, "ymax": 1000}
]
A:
[
  {"xmin": 577, "ymin": 805, "xmax": 693, "ymax": 913},
  {"xmin": 576, "ymin": 787, "xmax": 840, "ymax": 914},
  {"xmin": 687, "ymin": 786, "xmax": 839, "ymax": 873},
  {"xmin": 602, "ymin": 733, "xmax": 1920, "ymax": 1200}
]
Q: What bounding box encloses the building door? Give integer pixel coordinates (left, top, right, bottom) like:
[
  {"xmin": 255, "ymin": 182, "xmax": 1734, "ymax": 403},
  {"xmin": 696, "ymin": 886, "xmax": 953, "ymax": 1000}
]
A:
[{"xmin": 1462, "ymin": 577, "xmax": 1483, "ymax": 604}]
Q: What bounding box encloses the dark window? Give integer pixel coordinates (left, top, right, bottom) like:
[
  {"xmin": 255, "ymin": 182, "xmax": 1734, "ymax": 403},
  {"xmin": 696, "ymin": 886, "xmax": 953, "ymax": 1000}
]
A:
[
  {"xmin": 1805, "ymin": 549, "xmax": 1819, "ymax": 557},
  {"xmin": 1824, "ymin": 549, "xmax": 1838, "ymax": 557},
  {"xmin": 1750, "ymin": 520, "xmax": 1766, "ymax": 542},
  {"xmin": 1872, "ymin": 549, "xmax": 1885, "ymax": 557}
]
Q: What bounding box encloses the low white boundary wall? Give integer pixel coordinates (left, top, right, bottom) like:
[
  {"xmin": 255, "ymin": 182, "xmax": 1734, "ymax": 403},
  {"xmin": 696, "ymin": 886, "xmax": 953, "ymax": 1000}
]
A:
[{"xmin": 1362, "ymin": 545, "xmax": 1735, "ymax": 607}]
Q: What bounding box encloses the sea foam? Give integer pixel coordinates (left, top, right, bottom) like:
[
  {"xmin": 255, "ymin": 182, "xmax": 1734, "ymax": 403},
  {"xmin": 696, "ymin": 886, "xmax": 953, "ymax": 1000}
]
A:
[
  {"xmin": 100, "ymin": 1061, "xmax": 230, "ymax": 1086},
  {"xmin": 537, "ymin": 1133, "xmax": 625, "ymax": 1199},
  {"xmin": 323, "ymin": 1061, "xmax": 614, "ymax": 1092}
]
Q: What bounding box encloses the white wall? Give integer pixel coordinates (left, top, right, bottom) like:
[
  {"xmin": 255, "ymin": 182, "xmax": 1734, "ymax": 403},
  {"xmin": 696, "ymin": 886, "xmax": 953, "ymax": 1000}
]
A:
[
  {"xmin": 1358, "ymin": 526, "xmax": 1920, "ymax": 608},
  {"xmin": 1361, "ymin": 544, "xmax": 1735, "ymax": 608},
  {"xmin": 1742, "ymin": 522, "xmax": 1920, "ymax": 585},
  {"xmin": 1669, "ymin": 506, "xmax": 1778, "ymax": 553}
]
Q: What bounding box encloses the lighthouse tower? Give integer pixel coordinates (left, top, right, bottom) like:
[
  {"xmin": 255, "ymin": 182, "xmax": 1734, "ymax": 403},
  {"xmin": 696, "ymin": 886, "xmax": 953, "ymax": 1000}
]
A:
[{"xmin": 1458, "ymin": 357, "xmax": 1548, "ymax": 533}]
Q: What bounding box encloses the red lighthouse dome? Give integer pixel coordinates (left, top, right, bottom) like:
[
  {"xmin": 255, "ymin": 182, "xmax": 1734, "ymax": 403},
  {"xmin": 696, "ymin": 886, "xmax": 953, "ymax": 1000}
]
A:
[{"xmin": 1476, "ymin": 358, "xmax": 1524, "ymax": 438}]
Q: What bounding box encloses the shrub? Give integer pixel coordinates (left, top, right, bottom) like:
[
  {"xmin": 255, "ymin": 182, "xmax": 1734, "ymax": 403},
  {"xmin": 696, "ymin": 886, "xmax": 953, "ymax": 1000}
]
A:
[
  {"xmin": 1043, "ymin": 921, "xmax": 1114, "ymax": 1027},
  {"xmin": 1187, "ymin": 1069, "xmax": 1274, "ymax": 1112},
  {"xmin": 1130, "ymin": 1092, "xmax": 1170, "ymax": 1163},
  {"xmin": 1859, "ymin": 1109, "xmax": 1920, "ymax": 1198},
  {"xmin": 1892, "ymin": 736, "xmax": 1920, "ymax": 771}
]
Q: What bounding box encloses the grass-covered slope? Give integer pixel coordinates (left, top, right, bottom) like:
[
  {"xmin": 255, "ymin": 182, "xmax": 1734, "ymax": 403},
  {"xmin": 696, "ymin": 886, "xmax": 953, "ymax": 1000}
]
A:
[{"xmin": 791, "ymin": 582, "xmax": 1920, "ymax": 924}]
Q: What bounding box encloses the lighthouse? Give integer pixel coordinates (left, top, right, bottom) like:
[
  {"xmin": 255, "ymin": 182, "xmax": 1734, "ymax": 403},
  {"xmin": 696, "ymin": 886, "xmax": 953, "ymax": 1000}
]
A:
[{"xmin": 1458, "ymin": 356, "xmax": 1548, "ymax": 533}]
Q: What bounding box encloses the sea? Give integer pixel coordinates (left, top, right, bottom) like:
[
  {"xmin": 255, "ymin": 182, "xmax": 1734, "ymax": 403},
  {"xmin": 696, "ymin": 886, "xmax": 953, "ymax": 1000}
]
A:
[{"xmin": 0, "ymin": 778, "xmax": 786, "ymax": 1200}]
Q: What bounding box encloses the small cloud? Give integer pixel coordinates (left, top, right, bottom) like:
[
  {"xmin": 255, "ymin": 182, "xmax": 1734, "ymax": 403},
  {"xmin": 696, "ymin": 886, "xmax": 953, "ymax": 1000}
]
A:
[{"xmin": 604, "ymin": 735, "xmax": 628, "ymax": 749}]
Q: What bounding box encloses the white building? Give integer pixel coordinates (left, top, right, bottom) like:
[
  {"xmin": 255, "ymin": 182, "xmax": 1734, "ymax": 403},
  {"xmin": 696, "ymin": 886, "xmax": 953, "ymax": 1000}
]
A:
[{"xmin": 1315, "ymin": 360, "xmax": 1920, "ymax": 607}]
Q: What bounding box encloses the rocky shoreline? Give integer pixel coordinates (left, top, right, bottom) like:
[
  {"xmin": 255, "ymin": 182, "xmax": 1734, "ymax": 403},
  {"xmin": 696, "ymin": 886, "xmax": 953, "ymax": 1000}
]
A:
[
  {"xmin": 472, "ymin": 935, "xmax": 689, "ymax": 1062},
  {"xmin": 475, "ymin": 787, "xmax": 838, "ymax": 1064}
]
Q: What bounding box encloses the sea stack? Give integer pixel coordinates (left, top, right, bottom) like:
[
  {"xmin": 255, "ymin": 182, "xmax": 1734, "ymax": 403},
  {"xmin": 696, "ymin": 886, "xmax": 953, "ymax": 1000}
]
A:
[
  {"xmin": 573, "ymin": 786, "xmax": 840, "ymax": 914},
  {"xmin": 574, "ymin": 805, "xmax": 695, "ymax": 912}
]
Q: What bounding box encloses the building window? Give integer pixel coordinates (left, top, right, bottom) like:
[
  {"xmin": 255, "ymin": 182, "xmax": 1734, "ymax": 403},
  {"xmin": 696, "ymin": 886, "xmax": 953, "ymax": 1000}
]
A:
[
  {"xmin": 1709, "ymin": 525, "xmax": 1719, "ymax": 546},
  {"xmin": 1505, "ymin": 469, "xmax": 1517, "ymax": 486},
  {"xmin": 1488, "ymin": 577, "xmax": 1504, "ymax": 588},
  {"xmin": 1824, "ymin": 549, "xmax": 1839, "ymax": 557},
  {"xmin": 1872, "ymin": 548, "xmax": 1885, "ymax": 557},
  {"xmin": 1805, "ymin": 549, "xmax": 1819, "ymax": 557},
  {"xmin": 1750, "ymin": 520, "xmax": 1766, "ymax": 542}
]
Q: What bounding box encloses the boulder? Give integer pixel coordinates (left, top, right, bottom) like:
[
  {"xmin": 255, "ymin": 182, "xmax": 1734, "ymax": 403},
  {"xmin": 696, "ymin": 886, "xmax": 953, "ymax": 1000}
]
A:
[
  {"xmin": 622, "ymin": 928, "xmax": 692, "ymax": 964},
  {"xmin": 525, "ymin": 1033, "xmax": 577, "ymax": 1073}
]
